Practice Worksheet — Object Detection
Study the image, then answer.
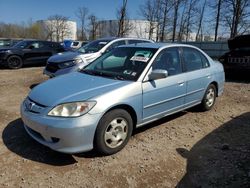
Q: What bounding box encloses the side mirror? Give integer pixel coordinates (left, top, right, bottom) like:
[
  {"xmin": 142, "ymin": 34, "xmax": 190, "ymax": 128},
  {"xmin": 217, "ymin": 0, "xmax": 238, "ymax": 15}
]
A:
[{"xmin": 148, "ymin": 69, "xmax": 168, "ymax": 80}]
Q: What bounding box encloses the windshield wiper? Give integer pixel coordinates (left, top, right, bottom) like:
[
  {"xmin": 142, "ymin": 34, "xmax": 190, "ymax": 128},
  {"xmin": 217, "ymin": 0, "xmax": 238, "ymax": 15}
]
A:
[
  {"xmin": 80, "ymin": 69, "xmax": 125, "ymax": 80},
  {"xmin": 114, "ymin": 75, "xmax": 125, "ymax": 80},
  {"xmin": 80, "ymin": 69, "xmax": 111, "ymax": 77},
  {"xmin": 80, "ymin": 69, "xmax": 96, "ymax": 75}
]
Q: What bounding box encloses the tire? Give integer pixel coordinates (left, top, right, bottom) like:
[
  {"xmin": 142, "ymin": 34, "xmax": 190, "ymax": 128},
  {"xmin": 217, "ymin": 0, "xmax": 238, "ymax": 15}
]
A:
[
  {"xmin": 94, "ymin": 109, "xmax": 133, "ymax": 155},
  {"xmin": 7, "ymin": 55, "xmax": 23, "ymax": 69},
  {"xmin": 200, "ymin": 84, "xmax": 217, "ymax": 111}
]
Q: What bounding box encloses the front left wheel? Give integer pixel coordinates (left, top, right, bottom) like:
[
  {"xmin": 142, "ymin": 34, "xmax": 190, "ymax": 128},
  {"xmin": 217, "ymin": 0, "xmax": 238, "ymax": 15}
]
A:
[
  {"xmin": 7, "ymin": 55, "xmax": 23, "ymax": 69},
  {"xmin": 94, "ymin": 109, "xmax": 133, "ymax": 155}
]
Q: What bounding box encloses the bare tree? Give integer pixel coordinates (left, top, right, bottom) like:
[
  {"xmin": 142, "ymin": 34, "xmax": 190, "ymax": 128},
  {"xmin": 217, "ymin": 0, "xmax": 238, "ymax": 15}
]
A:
[
  {"xmin": 159, "ymin": 0, "xmax": 173, "ymax": 41},
  {"xmin": 117, "ymin": 0, "xmax": 129, "ymax": 37},
  {"xmin": 215, "ymin": 0, "xmax": 223, "ymax": 41},
  {"xmin": 196, "ymin": 0, "xmax": 207, "ymax": 41},
  {"xmin": 75, "ymin": 6, "xmax": 89, "ymax": 40},
  {"xmin": 44, "ymin": 20, "xmax": 55, "ymax": 41},
  {"xmin": 88, "ymin": 14, "xmax": 99, "ymax": 40},
  {"xmin": 178, "ymin": 0, "xmax": 188, "ymax": 41},
  {"xmin": 183, "ymin": 0, "xmax": 199, "ymax": 41},
  {"xmin": 176, "ymin": 0, "xmax": 198, "ymax": 41},
  {"xmin": 172, "ymin": 0, "xmax": 182, "ymax": 42},
  {"xmin": 139, "ymin": 0, "xmax": 161, "ymax": 40},
  {"xmin": 223, "ymin": 0, "xmax": 250, "ymax": 38},
  {"xmin": 47, "ymin": 15, "xmax": 70, "ymax": 42}
]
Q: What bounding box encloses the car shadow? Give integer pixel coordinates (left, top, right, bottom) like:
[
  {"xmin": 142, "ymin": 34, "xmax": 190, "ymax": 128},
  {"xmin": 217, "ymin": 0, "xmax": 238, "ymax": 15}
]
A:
[
  {"xmin": 0, "ymin": 64, "xmax": 45, "ymax": 70},
  {"xmin": 133, "ymin": 111, "xmax": 187, "ymax": 135},
  {"xmin": 2, "ymin": 118, "xmax": 77, "ymax": 166},
  {"xmin": 29, "ymin": 83, "xmax": 40, "ymax": 89},
  {"xmin": 225, "ymin": 74, "xmax": 250, "ymax": 83},
  {"xmin": 176, "ymin": 112, "xmax": 250, "ymax": 187}
]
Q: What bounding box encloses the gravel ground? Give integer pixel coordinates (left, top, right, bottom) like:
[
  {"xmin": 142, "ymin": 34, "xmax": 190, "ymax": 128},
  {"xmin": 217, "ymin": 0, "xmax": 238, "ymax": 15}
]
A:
[{"xmin": 0, "ymin": 67, "xmax": 249, "ymax": 188}]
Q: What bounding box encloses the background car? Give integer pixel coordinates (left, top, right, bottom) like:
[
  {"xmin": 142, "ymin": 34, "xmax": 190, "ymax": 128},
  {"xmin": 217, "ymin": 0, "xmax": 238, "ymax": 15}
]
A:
[
  {"xmin": 219, "ymin": 34, "xmax": 250, "ymax": 77},
  {"xmin": 44, "ymin": 37, "xmax": 154, "ymax": 77},
  {"xmin": 0, "ymin": 38, "xmax": 23, "ymax": 48},
  {"xmin": 62, "ymin": 40, "xmax": 73, "ymax": 51},
  {"xmin": 71, "ymin": 41, "xmax": 88, "ymax": 49},
  {"xmin": 0, "ymin": 40, "xmax": 65, "ymax": 69},
  {"xmin": 21, "ymin": 43, "xmax": 224, "ymax": 155}
]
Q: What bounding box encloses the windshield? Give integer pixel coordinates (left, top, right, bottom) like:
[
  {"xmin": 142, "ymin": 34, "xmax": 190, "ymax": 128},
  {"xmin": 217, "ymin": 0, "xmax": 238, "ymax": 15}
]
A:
[
  {"xmin": 81, "ymin": 47, "xmax": 157, "ymax": 81},
  {"xmin": 77, "ymin": 39, "xmax": 111, "ymax": 54},
  {"xmin": 12, "ymin": 41, "xmax": 30, "ymax": 49}
]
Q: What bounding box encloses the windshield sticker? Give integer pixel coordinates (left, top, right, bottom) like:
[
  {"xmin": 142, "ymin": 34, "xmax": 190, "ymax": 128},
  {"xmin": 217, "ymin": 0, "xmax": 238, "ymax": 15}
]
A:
[
  {"xmin": 124, "ymin": 70, "xmax": 132, "ymax": 75},
  {"xmin": 131, "ymin": 72, "xmax": 137, "ymax": 76},
  {"xmin": 130, "ymin": 56, "xmax": 149, "ymax": 62},
  {"xmin": 99, "ymin": 42, "xmax": 107, "ymax": 45}
]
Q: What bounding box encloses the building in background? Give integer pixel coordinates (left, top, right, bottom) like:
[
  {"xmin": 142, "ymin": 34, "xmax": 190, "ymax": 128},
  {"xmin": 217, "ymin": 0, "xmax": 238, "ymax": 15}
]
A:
[
  {"xmin": 97, "ymin": 20, "xmax": 158, "ymax": 41},
  {"xmin": 37, "ymin": 20, "xmax": 77, "ymax": 42}
]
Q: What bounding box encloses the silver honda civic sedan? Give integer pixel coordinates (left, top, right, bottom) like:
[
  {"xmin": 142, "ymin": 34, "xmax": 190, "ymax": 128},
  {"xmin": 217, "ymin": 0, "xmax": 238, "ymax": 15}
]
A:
[{"xmin": 21, "ymin": 43, "xmax": 225, "ymax": 155}]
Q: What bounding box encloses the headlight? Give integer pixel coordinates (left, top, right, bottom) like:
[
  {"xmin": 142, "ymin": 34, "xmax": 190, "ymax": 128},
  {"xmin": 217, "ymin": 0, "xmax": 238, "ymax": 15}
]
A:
[
  {"xmin": 73, "ymin": 58, "xmax": 83, "ymax": 64},
  {"xmin": 48, "ymin": 101, "xmax": 96, "ymax": 117},
  {"xmin": 58, "ymin": 58, "xmax": 83, "ymax": 69},
  {"xmin": 0, "ymin": 50, "xmax": 10, "ymax": 53}
]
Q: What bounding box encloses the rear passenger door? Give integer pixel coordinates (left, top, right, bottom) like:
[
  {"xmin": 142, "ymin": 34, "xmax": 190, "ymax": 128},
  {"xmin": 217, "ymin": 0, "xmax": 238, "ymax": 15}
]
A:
[{"xmin": 181, "ymin": 47, "xmax": 211, "ymax": 107}]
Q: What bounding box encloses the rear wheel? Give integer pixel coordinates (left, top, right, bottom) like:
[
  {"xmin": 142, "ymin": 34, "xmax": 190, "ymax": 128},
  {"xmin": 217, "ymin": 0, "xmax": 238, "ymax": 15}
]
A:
[
  {"xmin": 7, "ymin": 55, "xmax": 23, "ymax": 69},
  {"xmin": 94, "ymin": 109, "xmax": 133, "ymax": 155},
  {"xmin": 200, "ymin": 84, "xmax": 217, "ymax": 111}
]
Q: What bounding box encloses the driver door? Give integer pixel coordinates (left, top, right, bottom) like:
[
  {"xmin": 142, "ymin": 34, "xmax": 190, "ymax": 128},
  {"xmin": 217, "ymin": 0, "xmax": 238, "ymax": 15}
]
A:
[{"xmin": 142, "ymin": 47, "xmax": 186, "ymax": 122}]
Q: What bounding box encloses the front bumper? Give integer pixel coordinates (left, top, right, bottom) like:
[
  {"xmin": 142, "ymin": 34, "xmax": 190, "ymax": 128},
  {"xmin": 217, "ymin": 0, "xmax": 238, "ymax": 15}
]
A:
[
  {"xmin": 21, "ymin": 102, "xmax": 101, "ymax": 154},
  {"xmin": 223, "ymin": 63, "xmax": 250, "ymax": 76}
]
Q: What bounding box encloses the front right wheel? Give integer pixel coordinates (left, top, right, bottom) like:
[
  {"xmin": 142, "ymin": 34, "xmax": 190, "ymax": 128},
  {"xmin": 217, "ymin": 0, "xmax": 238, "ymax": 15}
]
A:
[{"xmin": 94, "ymin": 109, "xmax": 133, "ymax": 155}]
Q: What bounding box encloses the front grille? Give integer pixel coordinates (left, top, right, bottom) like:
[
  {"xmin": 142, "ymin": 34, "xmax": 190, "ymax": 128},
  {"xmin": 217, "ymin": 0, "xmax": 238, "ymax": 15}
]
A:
[
  {"xmin": 24, "ymin": 97, "xmax": 46, "ymax": 114},
  {"xmin": 45, "ymin": 62, "xmax": 59, "ymax": 73},
  {"xmin": 228, "ymin": 57, "xmax": 250, "ymax": 64}
]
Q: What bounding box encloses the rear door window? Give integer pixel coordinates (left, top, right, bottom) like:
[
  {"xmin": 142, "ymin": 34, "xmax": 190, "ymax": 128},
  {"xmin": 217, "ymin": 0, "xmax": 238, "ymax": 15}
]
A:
[
  {"xmin": 128, "ymin": 40, "xmax": 151, "ymax": 44},
  {"xmin": 182, "ymin": 47, "xmax": 209, "ymax": 72}
]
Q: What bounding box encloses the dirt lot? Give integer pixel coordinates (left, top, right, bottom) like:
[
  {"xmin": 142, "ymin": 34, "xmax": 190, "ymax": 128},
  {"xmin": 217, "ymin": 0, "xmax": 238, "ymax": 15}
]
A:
[{"xmin": 0, "ymin": 67, "xmax": 249, "ymax": 188}]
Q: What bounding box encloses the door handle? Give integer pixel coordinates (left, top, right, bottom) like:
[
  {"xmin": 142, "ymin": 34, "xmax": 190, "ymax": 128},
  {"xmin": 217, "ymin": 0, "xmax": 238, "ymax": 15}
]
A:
[
  {"xmin": 177, "ymin": 81, "xmax": 185, "ymax": 86},
  {"xmin": 206, "ymin": 74, "xmax": 211, "ymax": 79}
]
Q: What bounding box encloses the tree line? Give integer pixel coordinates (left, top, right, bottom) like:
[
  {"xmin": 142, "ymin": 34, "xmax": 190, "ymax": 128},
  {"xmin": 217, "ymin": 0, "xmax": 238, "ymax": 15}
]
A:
[{"xmin": 0, "ymin": 0, "xmax": 249, "ymax": 42}]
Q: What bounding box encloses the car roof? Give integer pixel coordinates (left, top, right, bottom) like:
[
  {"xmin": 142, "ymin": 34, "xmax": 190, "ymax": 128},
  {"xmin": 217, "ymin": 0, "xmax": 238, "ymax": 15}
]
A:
[
  {"xmin": 21, "ymin": 39, "xmax": 59, "ymax": 44},
  {"xmin": 119, "ymin": 42, "xmax": 201, "ymax": 49},
  {"xmin": 96, "ymin": 37, "xmax": 153, "ymax": 42}
]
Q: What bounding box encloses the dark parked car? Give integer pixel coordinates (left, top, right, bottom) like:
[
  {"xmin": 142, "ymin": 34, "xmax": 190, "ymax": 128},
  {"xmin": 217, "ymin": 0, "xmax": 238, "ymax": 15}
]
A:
[
  {"xmin": 0, "ymin": 40, "xmax": 65, "ymax": 69},
  {"xmin": 219, "ymin": 35, "xmax": 250, "ymax": 76},
  {"xmin": 0, "ymin": 38, "xmax": 23, "ymax": 48}
]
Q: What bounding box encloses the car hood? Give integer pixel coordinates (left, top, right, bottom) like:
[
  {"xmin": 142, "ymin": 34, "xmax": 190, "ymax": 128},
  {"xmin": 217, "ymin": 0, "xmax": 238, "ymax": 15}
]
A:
[
  {"xmin": 48, "ymin": 51, "xmax": 98, "ymax": 63},
  {"xmin": 28, "ymin": 72, "xmax": 131, "ymax": 107},
  {"xmin": 228, "ymin": 34, "xmax": 250, "ymax": 50},
  {"xmin": 0, "ymin": 48, "xmax": 11, "ymax": 51}
]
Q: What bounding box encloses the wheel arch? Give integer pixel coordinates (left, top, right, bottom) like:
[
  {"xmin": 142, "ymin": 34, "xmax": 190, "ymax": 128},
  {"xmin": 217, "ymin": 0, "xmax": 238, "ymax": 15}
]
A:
[
  {"xmin": 209, "ymin": 81, "xmax": 218, "ymax": 97},
  {"xmin": 104, "ymin": 104, "xmax": 138, "ymax": 130},
  {"xmin": 7, "ymin": 54, "xmax": 23, "ymax": 61}
]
